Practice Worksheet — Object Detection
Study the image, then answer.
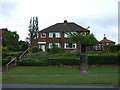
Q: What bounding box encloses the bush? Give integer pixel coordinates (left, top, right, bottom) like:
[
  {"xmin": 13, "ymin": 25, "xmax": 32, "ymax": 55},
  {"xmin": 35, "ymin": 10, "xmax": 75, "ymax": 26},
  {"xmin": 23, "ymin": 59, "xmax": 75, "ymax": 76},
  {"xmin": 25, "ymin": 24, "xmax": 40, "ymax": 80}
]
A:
[
  {"xmin": 1, "ymin": 46, "xmax": 8, "ymax": 52},
  {"xmin": 31, "ymin": 46, "xmax": 39, "ymax": 53},
  {"xmin": 109, "ymin": 45, "xmax": 120, "ymax": 52},
  {"xmin": 17, "ymin": 59, "xmax": 48, "ymax": 66},
  {"xmin": 2, "ymin": 52, "xmax": 8, "ymax": 59},
  {"xmin": 19, "ymin": 43, "xmax": 28, "ymax": 51},
  {"xmin": 46, "ymin": 48, "xmax": 51, "ymax": 52},
  {"xmin": 17, "ymin": 55, "xmax": 48, "ymax": 66},
  {"xmin": 68, "ymin": 50, "xmax": 81, "ymax": 56},
  {"xmin": 39, "ymin": 48, "xmax": 43, "ymax": 52},
  {"xmin": 2, "ymin": 59, "xmax": 11, "ymax": 66},
  {"xmin": 7, "ymin": 52, "xmax": 22, "ymax": 57},
  {"xmin": 49, "ymin": 46, "xmax": 64, "ymax": 54}
]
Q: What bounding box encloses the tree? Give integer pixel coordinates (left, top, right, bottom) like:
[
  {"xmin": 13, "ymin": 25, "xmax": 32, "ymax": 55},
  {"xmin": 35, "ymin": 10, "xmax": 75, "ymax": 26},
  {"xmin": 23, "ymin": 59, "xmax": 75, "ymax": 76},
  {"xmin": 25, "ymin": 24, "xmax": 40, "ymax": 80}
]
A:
[
  {"xmin": 18, "ymin": 41, "xmax": 28, "ymax": 51},
  {"xmin": 2, "ymin": 30, "xmax": 19, "ymax": 51},
  {"xmin": 66, "ymin": 29, "xmax": 98, "ymax": 71},
  {"xmin": 28, "ymin": 16, "xmax": 39, "ymax": 46}
]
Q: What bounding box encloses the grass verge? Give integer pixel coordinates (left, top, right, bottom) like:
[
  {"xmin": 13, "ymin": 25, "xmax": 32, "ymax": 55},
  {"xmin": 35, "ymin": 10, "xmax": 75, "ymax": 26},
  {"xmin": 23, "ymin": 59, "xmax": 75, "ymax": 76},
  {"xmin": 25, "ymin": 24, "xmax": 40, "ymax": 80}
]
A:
[
  {"xmin": 3, "ymin": 75, "xmax": 118, "ymax": 84},
  {"xmin": 89, "ymin": 65, "xmax": 118, "ymax": 74},
  {"xmin": 3, "ymin": 66, "xmax": 81, "ymax": 75},
  {"xmin": 3, "ymin": 65, "xmax": 119, "ymax": 75}
]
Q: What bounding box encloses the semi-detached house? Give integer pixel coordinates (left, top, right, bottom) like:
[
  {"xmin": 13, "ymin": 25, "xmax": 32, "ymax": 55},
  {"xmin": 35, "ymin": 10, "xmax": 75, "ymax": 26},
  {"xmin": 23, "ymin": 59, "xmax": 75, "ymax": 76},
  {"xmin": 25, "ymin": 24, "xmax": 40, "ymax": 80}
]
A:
[{"xmin": 33, "ymin": 20, "xmax": 89, "ymax": 51}]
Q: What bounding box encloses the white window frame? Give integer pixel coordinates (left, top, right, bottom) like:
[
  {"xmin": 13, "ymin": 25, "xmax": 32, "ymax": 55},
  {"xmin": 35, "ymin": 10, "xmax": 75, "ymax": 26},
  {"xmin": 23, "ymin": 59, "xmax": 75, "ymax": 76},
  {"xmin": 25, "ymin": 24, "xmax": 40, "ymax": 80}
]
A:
[
  {"xmin": 49, "ymin": 43, "xmax": 53, "ymax": 48},
  {"xmin": 49, "ymin": 43, "xmax": 60, "ymax": 48},
  {"xmin": 49, "ymin": 33, "xmax": 53, "ymax": 38},
  {"xmin": 49, "ymin": 32, "xmax": 61, "ymax": 38},
  {"xmin": 41, "ymin": 33, "xmax": 46, "ymax": 38},
  {"xmin": 55, "ymin": 32, "xmax": 60, "ymax": 38},
  {"xmin": 64, "ymin": 43, "xmax": 76, "ymax": 49}
]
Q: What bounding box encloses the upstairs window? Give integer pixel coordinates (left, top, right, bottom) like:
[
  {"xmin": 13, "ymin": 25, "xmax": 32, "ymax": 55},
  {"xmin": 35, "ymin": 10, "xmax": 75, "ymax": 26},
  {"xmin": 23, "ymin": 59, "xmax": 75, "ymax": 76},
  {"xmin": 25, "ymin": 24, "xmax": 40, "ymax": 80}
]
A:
[
  {"xmin": 49, "ymin": 32, "xmax": 61, "ymax": 38},
  {"xmin": 41, "ymin": 33, "xmax": 46, "ymax": 38},
  {"xmin": 49, "ymin": 43, "xmax": 60, "ymax": 48},
  {"xmin": 64, "ymin": 32, "xmax": 77, "ymax": 38},
  {"xmin": 64, "ymin": 43, "xmax": 76, "ymax": 49}
]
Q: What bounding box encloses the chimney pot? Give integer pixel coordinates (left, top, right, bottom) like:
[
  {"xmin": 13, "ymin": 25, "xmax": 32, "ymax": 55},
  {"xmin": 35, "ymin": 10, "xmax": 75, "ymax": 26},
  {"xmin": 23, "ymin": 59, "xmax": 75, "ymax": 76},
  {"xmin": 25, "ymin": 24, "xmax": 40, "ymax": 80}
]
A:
[{"xmin": 64, "ymin": 20, "xmax": 67, "ymax": 23}]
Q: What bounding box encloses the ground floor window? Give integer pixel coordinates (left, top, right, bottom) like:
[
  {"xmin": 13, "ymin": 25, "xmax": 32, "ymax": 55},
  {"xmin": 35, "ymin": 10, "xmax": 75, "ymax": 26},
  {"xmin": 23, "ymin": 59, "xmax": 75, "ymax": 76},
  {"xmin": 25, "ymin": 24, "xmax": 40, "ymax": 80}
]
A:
[
  {"xmin": 64, "ymin": 43, "xmax": 76, "ymax": 49},
  {"xmin": 92, "ymin": 44, "xmax": 101, "ymax": 50},
  {"xmin": 49, "ymin": 43, "xmax": 60, "ymax": 48}
]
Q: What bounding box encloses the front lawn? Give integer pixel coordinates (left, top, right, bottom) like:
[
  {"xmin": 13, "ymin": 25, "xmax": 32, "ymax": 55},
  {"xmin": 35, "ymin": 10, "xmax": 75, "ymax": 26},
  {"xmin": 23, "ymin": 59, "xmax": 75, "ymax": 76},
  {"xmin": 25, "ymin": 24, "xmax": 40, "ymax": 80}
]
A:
[
  {"xmin": 3, "ymin": 66, "xmax": 81, "ymax": 75},
  {"xmin": 3, "ymin": 65, "xmax": 118, "ymax": 75}
]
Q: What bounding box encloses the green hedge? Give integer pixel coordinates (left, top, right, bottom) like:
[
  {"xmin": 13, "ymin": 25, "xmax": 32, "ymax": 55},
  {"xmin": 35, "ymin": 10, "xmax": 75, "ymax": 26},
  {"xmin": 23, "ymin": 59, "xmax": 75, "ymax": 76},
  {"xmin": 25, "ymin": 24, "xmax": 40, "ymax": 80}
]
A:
[
  {"xmin": 17, "ymin": 56, "xmax": 119, "ymax": 66},
  {"xmin": 88, "ymin": 56, "xmax": 119, "ymax": 65},
  {"xmin": 47, "ymin": 58, "xmax": 79, "ymax": 66}
]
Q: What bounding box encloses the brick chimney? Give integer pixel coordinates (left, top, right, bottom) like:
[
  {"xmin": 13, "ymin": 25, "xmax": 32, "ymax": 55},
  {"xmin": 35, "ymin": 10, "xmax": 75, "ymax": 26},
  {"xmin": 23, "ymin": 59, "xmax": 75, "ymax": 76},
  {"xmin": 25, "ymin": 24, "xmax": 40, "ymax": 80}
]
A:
[{"xmin": 64, "ymin": 20, "xmax": 67, "ymax": 25}]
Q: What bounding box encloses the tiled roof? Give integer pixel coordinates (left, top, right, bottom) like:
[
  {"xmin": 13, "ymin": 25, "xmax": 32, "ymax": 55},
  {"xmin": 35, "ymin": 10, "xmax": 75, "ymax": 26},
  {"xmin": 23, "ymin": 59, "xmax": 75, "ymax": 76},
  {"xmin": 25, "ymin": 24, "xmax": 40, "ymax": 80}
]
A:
[
  {"xmin": 39, "ymin": 20, "xmax": 86, "ymax": 33},
  {"xmin": 100, "ymin": 37, "xmax": 115, "ymax": 43}
]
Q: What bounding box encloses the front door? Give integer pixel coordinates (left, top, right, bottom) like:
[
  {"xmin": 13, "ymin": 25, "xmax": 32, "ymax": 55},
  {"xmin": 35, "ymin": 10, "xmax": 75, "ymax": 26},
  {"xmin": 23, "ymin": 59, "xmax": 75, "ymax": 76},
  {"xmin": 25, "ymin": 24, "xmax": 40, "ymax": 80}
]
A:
[{"xmin": 40, "ymin": 45, "xmax": 45, "ymax": 52}]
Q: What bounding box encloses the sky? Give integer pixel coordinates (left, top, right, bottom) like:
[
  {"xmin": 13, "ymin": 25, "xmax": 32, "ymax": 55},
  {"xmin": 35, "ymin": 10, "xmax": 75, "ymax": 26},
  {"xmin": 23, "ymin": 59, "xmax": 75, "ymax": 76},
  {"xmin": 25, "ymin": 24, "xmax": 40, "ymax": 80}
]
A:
[{"xmin": 0, "ymin": 0, "xmax": 119, "ymax": 44}]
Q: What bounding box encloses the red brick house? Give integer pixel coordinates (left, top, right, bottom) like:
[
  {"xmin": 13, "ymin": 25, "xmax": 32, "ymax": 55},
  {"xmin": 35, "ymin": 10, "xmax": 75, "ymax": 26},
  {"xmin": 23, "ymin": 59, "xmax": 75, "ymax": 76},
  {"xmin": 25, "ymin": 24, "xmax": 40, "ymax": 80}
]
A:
[
  {"xmin": 33, "ymin": 20, "xmax": 89, "ymax": 51},
  {"xmin": 100, "ymin": 35, "xmax": 115, "ymax": 51},
  {"xmin": 91, "ymin": 35, "xmax": 115, "ymax": 51}
]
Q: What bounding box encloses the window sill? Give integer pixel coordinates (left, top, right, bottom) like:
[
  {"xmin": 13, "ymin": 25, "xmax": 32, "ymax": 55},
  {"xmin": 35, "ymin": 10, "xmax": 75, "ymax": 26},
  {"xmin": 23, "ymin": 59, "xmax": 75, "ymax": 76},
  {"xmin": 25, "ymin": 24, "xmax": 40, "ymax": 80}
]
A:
[{"xmin": 64, "ymin": 48, "xmax": 76, "ymax": 49}]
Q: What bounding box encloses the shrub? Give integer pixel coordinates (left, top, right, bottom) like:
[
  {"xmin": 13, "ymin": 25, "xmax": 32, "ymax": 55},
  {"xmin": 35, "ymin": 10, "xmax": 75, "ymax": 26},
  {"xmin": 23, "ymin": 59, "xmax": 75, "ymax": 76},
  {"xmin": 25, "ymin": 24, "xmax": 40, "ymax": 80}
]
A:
[
  {"xmin": 46, "ymin": 48, "xmax": 51, "ymax": 52},
  {"xmin": 1, "ymin": 46, "xmax": 8, "ymax": 52},
  {"xmin": 2, "ymin": 59, "xmax": 11, "ymax": 66},
  {"xmin": 7, "ymin": 52, "xmax": 22, "ymax": 57},
  {"xmin": 68, "ymin": 50, "xmax": 81, "ymax": 56},
  {"xmin": 19, "ymin": 43, "xmax": 28, "ymax": 51},
  {"xmin": 17, "ymin": 56, "xmax": 48, "ymax": 66},
  {"xmin": 5, "ymin": 56, "xmax": 14, "ymax": 60},
  {"xmin": 39, "ymin": 48, "xmax": 43, "ymax": 52},
  {"xmin": 109, "ymin": 45, "xmax": 120, "ymax": 52},
  {"xmin": 31, "ymin": 46, "xmax": 39, "ymax": 53},
  {"xmin": 50, "ymin": 46, "xmax": 64, "ymax": 54},
  {"xmin": 2, "ymin": 52, "xmax": 8, "ymax": 59}
]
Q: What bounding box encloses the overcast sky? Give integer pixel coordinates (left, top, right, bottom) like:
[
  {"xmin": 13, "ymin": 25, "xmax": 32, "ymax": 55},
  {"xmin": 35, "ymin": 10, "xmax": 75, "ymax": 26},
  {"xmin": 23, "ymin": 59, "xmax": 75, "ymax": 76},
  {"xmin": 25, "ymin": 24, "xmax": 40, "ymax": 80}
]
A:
[{"xmin": 0, "ymin": 0, "xmax": 119, "ymax": 44}]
